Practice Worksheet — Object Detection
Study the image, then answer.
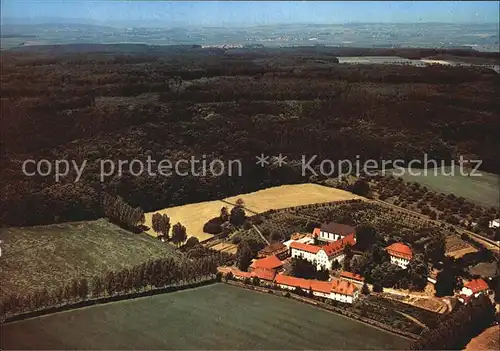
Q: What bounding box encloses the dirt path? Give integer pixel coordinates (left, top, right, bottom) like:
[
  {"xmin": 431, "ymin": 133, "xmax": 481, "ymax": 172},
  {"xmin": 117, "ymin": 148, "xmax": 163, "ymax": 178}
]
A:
[{"xmin": 252, "ymin": 225, "xmax": 270, "ymax": 245}]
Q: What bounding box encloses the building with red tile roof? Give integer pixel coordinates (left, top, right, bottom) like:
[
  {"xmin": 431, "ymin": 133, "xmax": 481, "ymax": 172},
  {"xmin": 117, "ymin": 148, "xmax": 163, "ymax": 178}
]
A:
[
  {"xmin": 218, "ymin": 267, "xmax": 359, "ymax": 303},
  {"xmin": 217, "ymin": 266, "xmax": 276, "ymax": 283},
  {"xmin": 331, "ymin": 280, "xmax": 357, "ymax": 298},
  {"xmin": 459, "ymin": 278, "xmax": 490, "ymax": 304},
  {"xmin": 386, "ymin": 242, "xmax": 413, "ymax": 269},
  {"xmin": 290, "ymin": 241, "xmax": 322, "ymax": 254},
  {"xmin": 257, "ymin": 242, "xmax": 289, "ymax": 260},
  {"xmin": 463, "ymin": 278, "xmax": 489, "ymax": 294},
  {"xmin": 249, "ymin": 255, "xmax": 283, "ymax": 271},
  {"xmin": 290, "ymin": 234, "xmax": 356, "ymax": 270},
  {"xmin": 312, "ymin": 228, "xmax": 321, "ymax": 237},
  {"xmin": 340, "ymin": 271, "xmax": 365, "ymax": 284},
  {"xmin": 218, "ymin": 266, "xmax": 252, "ymax": 280},
  {"xmin": 251, "ymin": 268, "xmax": 277, "ymax": 282},
  {"xmin": 275, "ymin": 274, "xmax": 359, "ymax": 303}
]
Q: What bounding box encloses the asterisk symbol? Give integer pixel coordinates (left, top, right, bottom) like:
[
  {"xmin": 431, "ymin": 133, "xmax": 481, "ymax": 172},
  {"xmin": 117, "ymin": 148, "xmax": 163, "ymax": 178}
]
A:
[
  {"xmin": 256, "ymin": 153, "xmax": 270, "ymax": 167},
  {"xmin": 273, "ymin": 154, "xmax": 288, "ymax": 167}
]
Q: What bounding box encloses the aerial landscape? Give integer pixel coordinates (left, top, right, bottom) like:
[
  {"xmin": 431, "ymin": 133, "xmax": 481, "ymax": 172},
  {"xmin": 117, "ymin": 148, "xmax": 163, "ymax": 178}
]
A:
[{"xmin": 1, "ymin": 1, "xmax": 499, "ymax": 350}]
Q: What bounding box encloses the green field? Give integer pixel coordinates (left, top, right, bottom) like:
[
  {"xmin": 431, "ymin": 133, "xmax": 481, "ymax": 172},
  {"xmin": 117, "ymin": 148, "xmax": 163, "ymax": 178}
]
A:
[
  {"xmin": 0, "ymin": 219, "xmax": 180, "ymax": 298},
  {"xmin": 386, "ymin": 166, "xmax": 500, "ymax": 208},
  {"xmin": 1, "ymin": 284, "xmax": 410, "ymax": 350}
]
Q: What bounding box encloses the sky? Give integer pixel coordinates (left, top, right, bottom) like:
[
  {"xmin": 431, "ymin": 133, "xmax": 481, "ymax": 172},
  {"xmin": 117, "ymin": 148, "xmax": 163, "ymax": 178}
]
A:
[{"xmin": 1, "ymin": 1, "xmax": 499, "ymax": 26}]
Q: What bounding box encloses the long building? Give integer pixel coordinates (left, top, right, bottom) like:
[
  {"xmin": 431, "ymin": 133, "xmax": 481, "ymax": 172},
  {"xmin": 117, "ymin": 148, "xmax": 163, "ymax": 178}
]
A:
[
  {"xmin": 218, "ymin": 266, "xmax": 359, "ymax": 304},
  {"xmin": 275, "ymin": 274, "xmax": 359, "ymax": 304}
]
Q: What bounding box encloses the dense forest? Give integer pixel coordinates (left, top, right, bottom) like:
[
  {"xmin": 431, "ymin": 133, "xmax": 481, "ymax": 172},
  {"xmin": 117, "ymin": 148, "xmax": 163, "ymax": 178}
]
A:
[{"xmin": 1, "ymin": 45, "xmax": 499, "ymax": 226}]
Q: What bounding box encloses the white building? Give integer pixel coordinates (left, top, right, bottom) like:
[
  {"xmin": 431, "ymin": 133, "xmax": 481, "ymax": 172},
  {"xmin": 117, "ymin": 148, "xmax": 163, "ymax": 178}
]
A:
[
  {"xmin": 385, "ymin": 242, "xmax": 413, "ymax": 269},
  {"xmin": 275, "ymin": 274, "xmax": 359, "ymax": 304},
  {"xmin": 283, "ymin": 235, "xmax": 314, "ymax": 249},
  {"xmin": 489, "ymin": 219, "xmax": 499, "ymax": 229},
  {"xmin": 290, "ymin": 234, "xmax": 355, "ymax": 270},
  {"xmin": 313, "ymin": 222, "xmax": 356, "ymax": 243}
]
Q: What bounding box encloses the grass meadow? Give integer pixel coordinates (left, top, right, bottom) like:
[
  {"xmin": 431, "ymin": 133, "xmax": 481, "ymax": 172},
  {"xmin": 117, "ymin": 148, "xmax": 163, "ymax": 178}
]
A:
[
  {"xmin": 1, "ymin": 284, "xmax": 410, "ymax": 350},
  {"xmin": 0, "ymin": 219, "xmax": 180, "ymax": 298},
  {"xmin": 386, "ymin": 166, "xmax": 499, "ymax": 208}
]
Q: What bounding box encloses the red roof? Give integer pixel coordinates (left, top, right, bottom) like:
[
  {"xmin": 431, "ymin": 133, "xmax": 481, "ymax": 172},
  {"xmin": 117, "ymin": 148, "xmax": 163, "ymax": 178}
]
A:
[
  {"xmin": 312, "ymin": 228, "xmax": 321, "ymax": 237},
  {"xmin": 275, "ymin": 275, "xmax": 332, "ymax": 294},
  {"xmin": 218, "ymin": 267, "xmax": 252, "ymax": 278},
  {"xmin": 464, "ymin": 279, "xmax": 489, "ymax": 293},
  {"xmin": 310, "ymin": 280, "xmax": 334, "ymax": 294},
  {"xmin": 320, "ymin": 234, "xmax": 356, "ymax": 257},
  {"xmin": 343, "ymin": 234, "xmax": 356, "ymax": 246},
  {"xmin": 332, "ymin": 279, "xmax": 358, "ymax": 296},
  {"xmin": 218, "ymin": 266, "xmax": 276, "ymax": 281},
  {"xmin": 321, "ymin": 240, "xmax": 345, "ymax": 256},
  {"xmin": 340, "ymin": 271, "xmax": 365, "ymax": 282},
  {"xmin": 251, "ymin": 268, "xmax": 277, "ymax": 281},
  {"xmin": 386, "ymin": 242, "xmax": 413, "ymax": 260},
  {"xmin": 275, "ymin": 274, "xmax": 314, "ymax": 290},
  {"xmin": 275, "ymin": 275, "xmax": 357, "ymax": 296},
  {"xmin": 290, "ymin": 241, "xmax": 321, "ymax": 254},
  {"xmin": 250, "ymin": 255, "xmax": 283, "ymax": 270}
]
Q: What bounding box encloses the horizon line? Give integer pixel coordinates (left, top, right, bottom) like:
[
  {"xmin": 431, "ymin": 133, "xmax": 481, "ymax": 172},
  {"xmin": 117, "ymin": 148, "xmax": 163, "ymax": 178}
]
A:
[{"xmin": 2, "ymin": 19, "xmax": 499, "ymax": 27}]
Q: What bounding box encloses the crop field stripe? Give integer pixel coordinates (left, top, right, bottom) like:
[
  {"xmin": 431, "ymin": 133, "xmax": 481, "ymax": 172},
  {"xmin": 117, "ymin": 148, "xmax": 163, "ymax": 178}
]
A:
[{"xmin": 1, "ymin": 284, "xmax": 410, "ymax": 350}]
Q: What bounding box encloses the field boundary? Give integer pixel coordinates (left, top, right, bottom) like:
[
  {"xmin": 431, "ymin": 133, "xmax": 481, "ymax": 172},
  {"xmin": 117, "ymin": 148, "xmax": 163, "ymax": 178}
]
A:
[
  {"xmin": 2, "ymin": 276, "xmax": 217, "ymax": 325},
  {"xmin": 224, "ymin": 280, "xmax": 418, "ymax": 341}
]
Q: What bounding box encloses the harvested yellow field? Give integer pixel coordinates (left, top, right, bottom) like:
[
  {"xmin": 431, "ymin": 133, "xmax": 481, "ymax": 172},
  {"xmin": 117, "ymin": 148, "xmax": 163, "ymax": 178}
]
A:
[
  {"xmin": 225, "ymin": 184, "xmax": 362, "ymax": 214},
  {"xmin": 145, "ymin": 184, "xmax": 361, "ymax": 240},
  {"xmin": 144, "ymin": 199, "xmax": 222, "ymax": 241}
]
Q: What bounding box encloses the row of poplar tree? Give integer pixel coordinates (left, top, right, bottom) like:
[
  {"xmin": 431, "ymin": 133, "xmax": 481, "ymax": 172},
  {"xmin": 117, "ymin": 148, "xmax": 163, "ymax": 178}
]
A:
[
  {"xmin": 1, "ymin": 251, "xmax": 232, "ymax": 317},
  {"xmin": 102, "ymin": 193, "xmax": 145, "ymax": 229}
]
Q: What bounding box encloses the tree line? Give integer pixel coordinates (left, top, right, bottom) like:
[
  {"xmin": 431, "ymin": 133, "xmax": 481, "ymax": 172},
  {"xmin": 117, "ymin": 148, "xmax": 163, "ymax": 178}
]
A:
[
  {"xmin": 410, "ymin": 294, "xmax": 496, "ymax": 350},
  {"xmin": 102, "ymin": 192, "xmax": 145, "ymax": 230},
  {"xmin": 2, "ymin": 47, "xmax": 499, "ymax": 227},
  {"xmin": 1, "ymin": 251, "xmax": 232, "ymax": 317}
]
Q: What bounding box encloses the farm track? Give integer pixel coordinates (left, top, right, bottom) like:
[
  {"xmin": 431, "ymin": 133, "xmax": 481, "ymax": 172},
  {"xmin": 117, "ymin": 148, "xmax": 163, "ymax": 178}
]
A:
[
  {"xmin": 252, "ymin": 224, "xmax": 270, "ymax": 245},
  {"xmin": 219, "ymin": 199, "xmax": 260, "ymax": 215}
]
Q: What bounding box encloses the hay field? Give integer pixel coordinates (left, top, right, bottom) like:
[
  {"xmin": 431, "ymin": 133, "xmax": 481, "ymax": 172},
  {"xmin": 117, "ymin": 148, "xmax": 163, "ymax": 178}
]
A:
[
  {"xmin": 0, "ymin": 219, "xmax": 180, "ymax": 298},
  {"xmin": 224, "ymin": 184, "xmax": 362, "ymax": 213},
  {"xmin": 1, "ymin": 284, "xmax": 410, "ymax": 350},
  {"xmin": 144, "ymin": 199, "xmax": 223, "ymax": 241},
  {"xmin": 144, "ymin": 184, "xmax": 361, "ymax": 240}
]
